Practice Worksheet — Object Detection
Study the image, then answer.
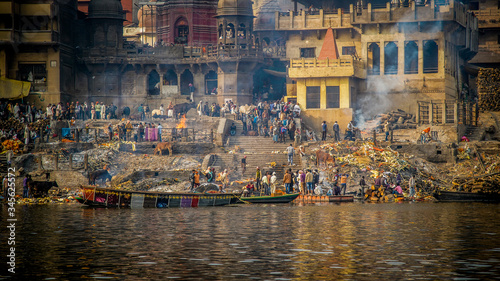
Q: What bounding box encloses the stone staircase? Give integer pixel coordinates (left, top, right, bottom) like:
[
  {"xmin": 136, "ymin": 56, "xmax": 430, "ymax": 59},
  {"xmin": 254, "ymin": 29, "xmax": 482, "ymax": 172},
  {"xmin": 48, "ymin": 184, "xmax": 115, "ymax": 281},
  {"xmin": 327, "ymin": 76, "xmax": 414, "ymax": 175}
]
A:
[
  {"xmin": 465, "ymin": 126, "xmax": 484, "ymax": 141},
  {"xmin": 217, "ymin": 118, "xmax": 302, "ymax": 181}
]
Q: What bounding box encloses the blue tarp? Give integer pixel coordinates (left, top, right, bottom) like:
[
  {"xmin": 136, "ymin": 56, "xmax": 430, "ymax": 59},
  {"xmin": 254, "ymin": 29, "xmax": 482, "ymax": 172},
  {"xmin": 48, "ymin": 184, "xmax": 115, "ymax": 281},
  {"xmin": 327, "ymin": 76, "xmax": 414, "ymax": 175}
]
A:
[{"xmin": 62, "ymin": 128, "xmax": 71, "ymax": 137}]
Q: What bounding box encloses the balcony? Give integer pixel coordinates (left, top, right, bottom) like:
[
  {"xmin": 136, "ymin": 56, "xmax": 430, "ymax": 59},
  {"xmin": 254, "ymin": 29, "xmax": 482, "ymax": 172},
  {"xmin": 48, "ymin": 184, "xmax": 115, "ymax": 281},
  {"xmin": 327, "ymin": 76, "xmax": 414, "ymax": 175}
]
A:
[
  {"xmin": 20, "ymin": 30, "xmax": 58, "ymax": 44},
  {"xmin": 288, "ymin": 57, "xmax": 366, "ymax": 79},
  {"xmin": 473, "ymin": 8, "xmax": 500, "ymax": 28},
  {"xmin": 276, "ymin": 9, "xmax": 352, "ymax": 30}
]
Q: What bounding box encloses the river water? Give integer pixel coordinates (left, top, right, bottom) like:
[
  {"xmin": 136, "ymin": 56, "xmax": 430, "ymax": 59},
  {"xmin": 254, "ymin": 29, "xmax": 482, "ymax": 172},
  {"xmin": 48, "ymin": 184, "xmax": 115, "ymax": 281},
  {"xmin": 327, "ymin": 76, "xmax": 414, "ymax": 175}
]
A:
[{"xmin": 1, "ymin": 202, "xmax": 500, "ymax": 280}]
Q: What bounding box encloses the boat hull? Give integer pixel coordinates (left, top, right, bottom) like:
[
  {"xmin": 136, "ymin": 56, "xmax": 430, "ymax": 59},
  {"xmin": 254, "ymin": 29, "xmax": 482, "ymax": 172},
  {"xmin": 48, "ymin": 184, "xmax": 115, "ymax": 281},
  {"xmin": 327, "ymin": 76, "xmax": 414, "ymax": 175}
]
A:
[
  {"xmin": 296, "ymin": 194, "xmax": 354, "ymax": 203},
  {"xmin": 239, "ymin": 193, "xmax": 300, "ymax": 204},
  {"xmin": 76, "ymin": 186, "xmax": 240, "ymax": 208},
  {"xmin": 433, "ymin": 191, "xmax": 500, "ymax": 202}
]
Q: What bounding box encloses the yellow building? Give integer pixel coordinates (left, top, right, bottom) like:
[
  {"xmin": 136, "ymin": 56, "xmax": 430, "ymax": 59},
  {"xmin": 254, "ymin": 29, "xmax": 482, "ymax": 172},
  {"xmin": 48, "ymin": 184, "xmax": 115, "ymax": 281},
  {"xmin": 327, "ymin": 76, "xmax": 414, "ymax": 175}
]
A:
[{"xmin": 257, "ymin": 0, "xmax": 478, "ymax": 131}]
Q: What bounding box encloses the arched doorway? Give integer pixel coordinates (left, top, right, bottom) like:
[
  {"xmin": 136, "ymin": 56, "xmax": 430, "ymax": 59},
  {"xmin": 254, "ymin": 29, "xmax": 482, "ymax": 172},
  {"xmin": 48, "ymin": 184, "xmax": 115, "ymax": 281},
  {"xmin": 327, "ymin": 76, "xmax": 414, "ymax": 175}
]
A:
[
  {"xmin": 423, "ymin": 40, "xmax": 438, "ymax": 73},
  {"xmin": 404, "ymin": 41, "xmax": 418, "ymax": 74},
  {"xmin": 175, "ymin": 17, "xmax": 189, "ymax": 45},
  {"xmin": 384, "ymin": 42, "xmax": 398, "ymax": 75},
  {"xmin": 180, "ymin": 69, "xmax": 193, "ymax": 96},
  {"xmin": 147, "ymin": 70, "xmax": 160, "ymax": 95},
  {"xmin": 368, "ymin": 43, "xmax": 380, "ymax": 75},
  {"xmin": 205, "ymin": 70, "xmax": 218, "ymax": 95}
]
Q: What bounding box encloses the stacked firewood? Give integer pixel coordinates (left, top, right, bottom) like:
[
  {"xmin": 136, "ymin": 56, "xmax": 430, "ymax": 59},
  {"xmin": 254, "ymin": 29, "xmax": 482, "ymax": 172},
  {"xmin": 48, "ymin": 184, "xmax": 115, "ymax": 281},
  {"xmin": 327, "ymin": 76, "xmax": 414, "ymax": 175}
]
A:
[
  {"xmin": 478, "ymin": 68, "xmax": 500, "ymax": 111},
  {"xmin": 0, "ymin": 118, "xmax": 49, "ymax": 132},
  {"xmin": 452, "ymin": 173, "xmax": 500, "ymax": 194},
  {"xmin": 362, "ymin": 109, "xmax": 417, "ymax": 132}
]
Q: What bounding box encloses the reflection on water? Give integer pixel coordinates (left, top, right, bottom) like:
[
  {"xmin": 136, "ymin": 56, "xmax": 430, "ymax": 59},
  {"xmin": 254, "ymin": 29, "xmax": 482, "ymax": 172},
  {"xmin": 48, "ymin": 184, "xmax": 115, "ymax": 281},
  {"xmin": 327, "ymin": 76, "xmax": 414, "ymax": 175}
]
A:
[{"xmin": 1, "ymin": 202, "xmax": 500, "ymax": 280}]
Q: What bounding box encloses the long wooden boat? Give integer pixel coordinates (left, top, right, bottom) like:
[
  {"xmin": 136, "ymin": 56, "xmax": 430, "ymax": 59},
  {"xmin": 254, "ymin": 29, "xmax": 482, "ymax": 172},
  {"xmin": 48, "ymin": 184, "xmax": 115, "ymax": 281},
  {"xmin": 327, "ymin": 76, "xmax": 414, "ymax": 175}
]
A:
[
  {"xmin": 297, "ymin": 194, "xmax": 354, "ymax": 203},
  {"xmin": 76, "ymin": 186, "xmax": 241, "ymax": 208},
  {"xmin": 239, "ymin": 193, "xmax": 300, "ymax": 204},
  {"xmin": 433, "ymin": 190, "xmax": 500, "ymax": 202}
]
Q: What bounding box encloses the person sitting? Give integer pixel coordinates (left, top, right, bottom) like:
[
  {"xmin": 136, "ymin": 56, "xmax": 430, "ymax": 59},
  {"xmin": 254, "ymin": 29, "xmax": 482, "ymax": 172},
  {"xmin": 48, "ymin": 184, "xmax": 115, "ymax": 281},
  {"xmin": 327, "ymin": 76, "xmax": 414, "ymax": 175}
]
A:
[
  {"xmin": 393, "ymin": 185, "xmax": 403, "ymax": 195},
  {"xmin": 230, "ymin": 123, "xmax": 236, "ymax": 136}
]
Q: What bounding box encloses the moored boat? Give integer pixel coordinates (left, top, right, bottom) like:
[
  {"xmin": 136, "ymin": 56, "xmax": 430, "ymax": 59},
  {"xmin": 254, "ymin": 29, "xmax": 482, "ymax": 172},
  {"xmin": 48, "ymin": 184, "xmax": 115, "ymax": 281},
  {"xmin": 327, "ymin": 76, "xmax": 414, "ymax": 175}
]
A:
[
  {"xmin": 433, "ymin": 190, "xmax": 500, "ymax": 202},
  {"xmin": 76, "ymin": 186, "xmax": 241, "ymax": 208},
  {"xmin": 239, "ymin": 193, "xmax": 300, "ymax": 204},
  {"xmin": 296, "ymin": 194, "xmax": 354, "ymax": 203}
]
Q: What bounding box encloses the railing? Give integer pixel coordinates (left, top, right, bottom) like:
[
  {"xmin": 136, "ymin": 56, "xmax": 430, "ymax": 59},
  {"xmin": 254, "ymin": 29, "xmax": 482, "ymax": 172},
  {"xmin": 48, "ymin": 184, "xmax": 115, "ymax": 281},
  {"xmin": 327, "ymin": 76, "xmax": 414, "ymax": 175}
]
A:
[
  {"xmin": 290, "ymin": 57, "xmax": 362, "ymax": 68},
  {"xmin": 423, "ymin": 66, "xmax": 439, "ymax": 74}
]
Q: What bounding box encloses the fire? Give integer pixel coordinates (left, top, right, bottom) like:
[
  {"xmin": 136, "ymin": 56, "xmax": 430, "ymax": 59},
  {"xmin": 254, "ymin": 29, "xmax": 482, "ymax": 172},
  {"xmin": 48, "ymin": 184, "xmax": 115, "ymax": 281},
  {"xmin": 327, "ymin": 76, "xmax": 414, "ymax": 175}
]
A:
[{"xmin": 175, "ymin": 114, "xmax": 186, "ymax": 129}]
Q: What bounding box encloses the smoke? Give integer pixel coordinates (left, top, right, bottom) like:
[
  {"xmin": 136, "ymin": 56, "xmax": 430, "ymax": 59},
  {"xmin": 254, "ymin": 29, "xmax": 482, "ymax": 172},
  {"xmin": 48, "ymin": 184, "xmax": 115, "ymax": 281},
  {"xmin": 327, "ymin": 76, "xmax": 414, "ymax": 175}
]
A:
[{"xmin": 355, "ymin": 76, "xmax": 404, "ymax": 130}]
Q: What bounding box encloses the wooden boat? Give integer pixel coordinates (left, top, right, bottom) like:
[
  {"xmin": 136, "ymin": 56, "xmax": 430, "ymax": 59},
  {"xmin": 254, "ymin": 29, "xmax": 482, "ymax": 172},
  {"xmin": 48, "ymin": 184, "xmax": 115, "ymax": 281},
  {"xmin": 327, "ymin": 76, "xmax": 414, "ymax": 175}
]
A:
[
  {"xmin": 76, "ymin": 186, "xmax": 241, "ymax": 208},
  {"xmin": 296, "ymin": 194, "xmax": 354, "ymax": 203},
  {"xmin": 433, "ymin": 190, "xmax": 500, "ymax": 202},
  {"xmin": 239, "ymin": 193, "xmax": 300, "ymax": 204}
]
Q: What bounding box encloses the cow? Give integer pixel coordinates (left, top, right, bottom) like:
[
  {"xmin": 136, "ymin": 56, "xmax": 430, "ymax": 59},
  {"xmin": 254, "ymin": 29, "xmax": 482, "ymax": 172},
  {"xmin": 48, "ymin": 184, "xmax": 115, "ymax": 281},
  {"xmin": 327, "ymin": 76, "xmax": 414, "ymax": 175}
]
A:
[
  {"xmin": 316, "ymin": 150, "xmax": 335, "ymax": 167},
  {"xmin": 173, "ymin": 102, "xmax": 195, "ymax": 118},
  {"xmin": 29, "ymin": 181, "xmax": 58, "ymax": 198},
  {"xmin": 89, "ymin": 169, "xmax": 112, "ymax": 186},
  {"xmin": 154, "ymin": 142, "xmax": 173, "ymax": 156}
]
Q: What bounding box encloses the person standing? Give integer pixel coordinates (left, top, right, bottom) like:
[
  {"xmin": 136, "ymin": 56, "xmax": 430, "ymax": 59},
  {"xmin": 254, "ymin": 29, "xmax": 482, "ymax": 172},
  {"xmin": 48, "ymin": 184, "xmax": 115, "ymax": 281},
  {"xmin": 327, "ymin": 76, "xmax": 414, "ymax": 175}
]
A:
[
  {"xmin": 95, "ymin": 101, "xmax": 101, "ymax": 119},
  {"xmin": 157, "ymin": 123, "xmax": 162, "ymax": 142},
  {"xmin": 241, "ymin": 155, "xmax": 247, "ymax": 173},
  {"xmin": 270, "ymin": 172, "xmax": 277, "ymax": 194},
  {"xmin": 286, "ymin": 143, "xmax": 295, "ymax": 166},
  {"xmin": 409, "ymin": 175, "xmax": 416, "ymax": 198},
  {"xmin": 333, "ymin": 121, "xmax": 340, "ymax": 142},
  {"xmin": 305, "ymin": 169, "xmax": 314, "ymax": 195},
  {"xmin": 196, "ymin": 101, "xmax": 202, "ymax": 117},
  {"xmin": 283, "ymin": 169, "xmax": 292, "ymax": 194},
  {"xmin": 340, "ymin": 173, "xmax": 348, "ymax": 195},
  {"xmin": 255, "ymin": 167, "xmax": 261, "ymax": 191},
  {"xmin": 321, "ymin": 121, "xmax": 327, "ymax": 141},
  {"xmin": 384, "ymin": 121, "xmax": 390, "ymax": 141},
  {"xmin": 138, "ymin": 104, "xmax": 144, "ymax": 121},
  {"xmin": 261, "ymin": 172, "xmax": 269, "ymax": 195},
  {"xmin": 220, "ymin": 169, "xmax": 228, "ymax": 192},
  {"xmin": 108, "ymin": 123, "xmax": 113, "ymax": 141},
  {"xmin": 189, "ymin": 83, "xmax": 195, "ymax": 102},
  {"xmin": 359, "ymin": 176, "xmax": 367, "ymax": 197}
]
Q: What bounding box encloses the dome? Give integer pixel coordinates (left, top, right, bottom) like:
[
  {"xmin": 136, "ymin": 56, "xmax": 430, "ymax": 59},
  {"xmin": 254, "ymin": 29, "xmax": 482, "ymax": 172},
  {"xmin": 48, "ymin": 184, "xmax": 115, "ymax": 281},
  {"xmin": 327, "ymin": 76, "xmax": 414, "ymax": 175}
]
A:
[
  {"xmin": 217, "ymin": 0, "xmax": 254, "ymax": 17},
  {"xmin": 89, "ymin": 0, "xmax": 124, "ymax": 20}
]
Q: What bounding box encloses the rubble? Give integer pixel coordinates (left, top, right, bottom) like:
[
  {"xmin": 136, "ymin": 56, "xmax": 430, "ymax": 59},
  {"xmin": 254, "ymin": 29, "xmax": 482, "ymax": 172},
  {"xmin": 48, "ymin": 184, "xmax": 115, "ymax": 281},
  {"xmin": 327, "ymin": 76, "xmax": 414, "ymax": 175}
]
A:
[{"xmin": 362, "ymin": 109, "xmax": 417, "ymax": 132}]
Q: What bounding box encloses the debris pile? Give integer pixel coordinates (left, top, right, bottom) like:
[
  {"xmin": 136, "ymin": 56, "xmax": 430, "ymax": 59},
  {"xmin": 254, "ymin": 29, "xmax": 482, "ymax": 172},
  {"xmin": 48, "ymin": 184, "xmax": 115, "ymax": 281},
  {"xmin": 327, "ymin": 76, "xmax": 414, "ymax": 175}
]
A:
[{"xmin": 1, "ymin": 139, "xmax": 23, "ymax": 153}]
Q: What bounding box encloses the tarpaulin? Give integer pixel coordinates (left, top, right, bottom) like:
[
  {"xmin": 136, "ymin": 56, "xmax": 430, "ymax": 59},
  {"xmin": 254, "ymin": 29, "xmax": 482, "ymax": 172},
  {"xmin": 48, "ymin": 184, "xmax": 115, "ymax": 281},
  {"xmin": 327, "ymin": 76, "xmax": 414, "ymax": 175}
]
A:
[
  {"xmin": 62, "ymin": 128, "xmax": 71, "ymax": 137},
  {"xmin": 0, "ymin": 77, "xmax": 31, "ymax": 100}
]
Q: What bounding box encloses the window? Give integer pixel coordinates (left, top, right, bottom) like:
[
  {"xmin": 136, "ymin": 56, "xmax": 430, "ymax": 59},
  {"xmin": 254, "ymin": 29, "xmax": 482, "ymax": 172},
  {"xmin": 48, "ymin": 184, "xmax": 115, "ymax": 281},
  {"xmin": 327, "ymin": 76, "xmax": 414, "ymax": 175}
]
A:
[
  {"xmin": 175, "ymin": 18, "xmax": 189, "ymax": 44},
  {"xmin": 404, "ymin": 41, "xmax": 418, "ymax": 74},
  {"xmin": 306, "ymin": 86, "xmax": 320, "ymax": 108},
  {"xmin": 300, "ymin": 48, "xmax": 315, "ymax": 58},
  {"xmin": 237, "ymin": 23, "xmax": 246, "ymax": 39},
  {"xmin": 384, "ymin": 42, "xmax": 398, "ymax": 75},
  {"xmin": 342, "ymin": 46, "xmax": 356, "ymax": 56},
  {"xmin": 368, "ymin": 43, "xmax": 380, "ymax": 75},
  {"xmin": 423, "ymin": 40, "xmax": 438, "ymax": 73},
  {"xmin": 18, "ymin": 63, "xmax": 47, "ymax": 92},
  {"xmin": 326, "ymin": 86, "xmax": 340, "ymax": 108}
]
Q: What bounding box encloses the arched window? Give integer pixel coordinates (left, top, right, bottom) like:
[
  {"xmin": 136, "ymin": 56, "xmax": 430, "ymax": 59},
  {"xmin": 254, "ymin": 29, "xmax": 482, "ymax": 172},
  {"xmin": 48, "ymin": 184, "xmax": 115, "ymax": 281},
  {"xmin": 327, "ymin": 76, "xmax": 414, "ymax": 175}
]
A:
[
  {"xmin": 368, "ymin": 43, "xmax": 380, "ymax": 75},
  {"xmin": 238, "ymin": 23, "xmax": 246, "ymax": 39},
  {"xmin": 423, "ymin": 40, "xmax": 438, "ymax": 73},
  {"xmin": 180, "ymin": 69, "xmax": 194, "ymax": 95},
  {"xmin": 404, "ymin": 41, "xmax": 418, "ymax": 74},
  {"xmin": 384, "ymin": 42, "xmax": 398, "ymax": 75},
  {"xmin": 147, "ymin": 70, "xmax": 160, "ymax": 95},
  {"xmin": 163, "ymin": 69, "xmax": 177, "ymax": 85},
  {"xmin": 175, "ymin": 18, "xmax": 189, "ymax": 45},
  {"xmin": 226, "ymin": 23, "xmax": 235, "ymax": 39}
]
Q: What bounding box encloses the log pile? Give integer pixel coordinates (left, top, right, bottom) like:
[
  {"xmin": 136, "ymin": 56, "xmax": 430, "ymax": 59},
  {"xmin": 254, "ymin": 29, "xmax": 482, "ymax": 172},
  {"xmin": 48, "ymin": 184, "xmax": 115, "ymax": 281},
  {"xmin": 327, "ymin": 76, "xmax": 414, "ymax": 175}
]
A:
[
  {"xmin": 362, "ymin": 109, "xmax": 417, "ymax": 132},
  {"xmin": 0, "ymin": 118, "xmax": 49, "ymax": 132},
  {"xmin": 451, "ymin": 173, "xmax": 500, "ymax": 194},
  {"xmin": 478, "ymin": 68, "xmax": 500, "ymax": 111}
]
